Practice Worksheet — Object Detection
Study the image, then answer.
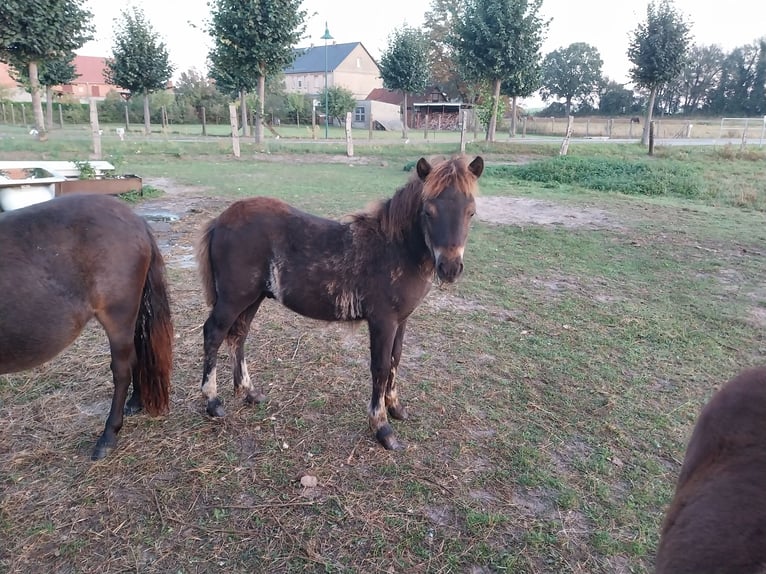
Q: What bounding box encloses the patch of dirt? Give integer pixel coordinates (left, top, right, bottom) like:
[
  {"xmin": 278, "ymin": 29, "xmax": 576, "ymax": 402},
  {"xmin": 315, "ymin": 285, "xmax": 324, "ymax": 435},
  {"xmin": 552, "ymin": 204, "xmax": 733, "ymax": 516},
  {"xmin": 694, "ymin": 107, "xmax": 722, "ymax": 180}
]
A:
[{"xmin": 477, "ymin": 196, "xmax": 623, "ymax": 230}]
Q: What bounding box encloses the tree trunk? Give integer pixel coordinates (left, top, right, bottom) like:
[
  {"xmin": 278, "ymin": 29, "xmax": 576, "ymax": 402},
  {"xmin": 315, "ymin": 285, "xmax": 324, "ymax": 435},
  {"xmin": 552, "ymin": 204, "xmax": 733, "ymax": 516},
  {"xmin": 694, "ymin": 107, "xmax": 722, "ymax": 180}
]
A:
[
  {"xmin": 143, "ymin": 92, "xmax": 151, "ymax": 135},
  {"xmin": 255, "ymin": 75, "xmax": 265, "ymax": 144},
  {"xmin": 402, "ymin": 93, "xmax": 408, "ymax": 139},
  {"xmin": 510, "ymin": 95, "xmax": 518, "ymax": 138},
  {"xmin": 487, "ymin": 78, "xmax": 501, "ymax": 142},
  {"xmin": 28, "ymin": 61, "xmax": 47, "ymax": 141},
  {"xmin": 641, "ymin": 86, "xmax": 659, "ymax": 146},
  {"xmin": 240, "ymin": 89, "xmax": 249, "ymax": 137},
  {"xmin": 565, "ymin": 98, "xmax": 572, "ymax": 116},
  {"xmin": 45, "ymin": 86, "xmax": 54, "ymax": 130}
]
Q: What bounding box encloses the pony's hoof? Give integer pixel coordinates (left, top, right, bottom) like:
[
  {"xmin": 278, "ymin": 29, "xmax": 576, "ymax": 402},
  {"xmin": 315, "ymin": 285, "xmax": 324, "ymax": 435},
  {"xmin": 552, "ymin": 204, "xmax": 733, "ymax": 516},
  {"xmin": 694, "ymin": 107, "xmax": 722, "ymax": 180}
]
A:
[
  {"xmin": 206, "ymin": 399, "xmax": 225, "ymax": 418},
  {"xmin": 91, "ymin": 440, "xmax": 116, "ymax": 461},
  {"xmin": 245, "ymin": 391, "xmax": 267, "ymax": 405},
  {"xmin": 388, "ymin": 404, "xmax": 409, "ymax": 420},
  {"xmin": 375, "ymin": 425, "xmax": 405, "ymax": 451},
  {"xmin": 124, "ymin": 396, "xmax": 143, "ymax": 416}
]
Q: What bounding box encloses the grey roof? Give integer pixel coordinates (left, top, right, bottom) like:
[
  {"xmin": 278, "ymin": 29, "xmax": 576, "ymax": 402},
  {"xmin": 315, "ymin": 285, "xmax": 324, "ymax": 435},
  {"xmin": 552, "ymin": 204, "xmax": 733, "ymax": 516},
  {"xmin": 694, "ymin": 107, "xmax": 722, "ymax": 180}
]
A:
[{"xmin": 285, "ymin": 42, "xmax": 360, "ymax": 74}]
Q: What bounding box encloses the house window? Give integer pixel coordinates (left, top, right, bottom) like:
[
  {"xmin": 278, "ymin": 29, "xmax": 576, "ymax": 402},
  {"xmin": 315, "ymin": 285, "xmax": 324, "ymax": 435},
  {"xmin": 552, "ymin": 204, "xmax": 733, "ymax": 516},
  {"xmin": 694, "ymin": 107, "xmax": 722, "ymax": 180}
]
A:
[
  {"xmin": 354, "ymin": 106, "xmax": 365, "ymax": 122},
  {"xmin": 356, "ymin": 58, "xmax": 361, "ymax": 68},
  {"xmin": 298, "ymin": 79, "xmax": 302, "ymax": 88}
]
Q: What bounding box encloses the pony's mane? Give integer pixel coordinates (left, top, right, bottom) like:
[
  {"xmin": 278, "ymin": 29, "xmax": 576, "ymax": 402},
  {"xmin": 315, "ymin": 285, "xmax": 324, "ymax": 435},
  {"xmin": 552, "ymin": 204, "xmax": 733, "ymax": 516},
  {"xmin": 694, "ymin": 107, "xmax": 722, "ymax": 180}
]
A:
[{"xmin": 349, "ymin": 156, "xmax": 478, "ymax": 241}]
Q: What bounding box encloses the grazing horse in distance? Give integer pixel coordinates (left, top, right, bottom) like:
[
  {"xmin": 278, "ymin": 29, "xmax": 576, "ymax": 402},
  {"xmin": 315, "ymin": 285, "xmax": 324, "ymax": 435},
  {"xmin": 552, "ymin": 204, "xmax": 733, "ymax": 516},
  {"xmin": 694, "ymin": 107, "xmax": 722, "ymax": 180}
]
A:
[
  {"xmin": 196, "ymin": 155, "xmax": 484, "ymax": 450},
  {"xmin": 0, "ymin": 194, "xmax": 174, "ymax": 460},
  {"xmin": 655, "ymin": 366, "xmax": 766, "ymax": 573}
]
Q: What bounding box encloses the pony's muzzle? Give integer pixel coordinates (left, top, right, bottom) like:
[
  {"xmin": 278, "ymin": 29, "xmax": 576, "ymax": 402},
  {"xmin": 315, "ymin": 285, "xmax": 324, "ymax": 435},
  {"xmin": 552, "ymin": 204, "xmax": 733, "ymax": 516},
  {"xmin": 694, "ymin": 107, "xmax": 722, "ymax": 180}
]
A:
[{"xmin": 435, "ymin": 252, "xmax": 464, "ymax": 283}]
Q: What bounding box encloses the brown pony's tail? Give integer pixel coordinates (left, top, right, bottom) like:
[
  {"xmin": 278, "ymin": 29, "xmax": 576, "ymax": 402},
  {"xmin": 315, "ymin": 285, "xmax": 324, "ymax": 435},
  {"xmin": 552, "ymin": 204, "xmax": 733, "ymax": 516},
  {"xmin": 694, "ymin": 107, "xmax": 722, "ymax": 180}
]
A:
[
  {"xmin": 196, "ymin": 218, "xmax": 217, "ymax": 307},
  {"xmin": 133, "ymin": 231, "xmax": 174, "ymax": 415}
]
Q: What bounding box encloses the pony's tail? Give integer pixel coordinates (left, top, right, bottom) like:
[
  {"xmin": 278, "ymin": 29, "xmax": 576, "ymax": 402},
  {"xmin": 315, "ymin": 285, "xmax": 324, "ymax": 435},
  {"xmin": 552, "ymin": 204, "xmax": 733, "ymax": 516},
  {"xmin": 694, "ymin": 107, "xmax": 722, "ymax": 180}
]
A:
[
  {"xmin": 196, "ymin": 219, "xmax": 217, "ymax": 307},
  {"xmin": 133, "ymin": 232, "xmax": 174, "ymax": 416}
]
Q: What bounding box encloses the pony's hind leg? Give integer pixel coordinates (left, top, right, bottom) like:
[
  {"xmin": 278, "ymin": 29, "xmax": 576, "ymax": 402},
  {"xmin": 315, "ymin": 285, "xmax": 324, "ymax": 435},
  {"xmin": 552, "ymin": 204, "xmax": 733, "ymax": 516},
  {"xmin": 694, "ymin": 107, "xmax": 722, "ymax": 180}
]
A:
[
  {"xmin": 92, "ymin": 330, "xmax": 136, "ymax": 460},
  {"xmin": 227, "ymin": 296, "xmax": 266, "ymax": 405},
  {"xmin": 201, "ymin": 305, "xmax": 236, "ymax": 417},
  {"xmin": 385, "ymin": 320, "xmax": 409, "ymax": 421},
  {"xmin": 124, "ymin": 366, "xmax": 142, "ymax": 415}
]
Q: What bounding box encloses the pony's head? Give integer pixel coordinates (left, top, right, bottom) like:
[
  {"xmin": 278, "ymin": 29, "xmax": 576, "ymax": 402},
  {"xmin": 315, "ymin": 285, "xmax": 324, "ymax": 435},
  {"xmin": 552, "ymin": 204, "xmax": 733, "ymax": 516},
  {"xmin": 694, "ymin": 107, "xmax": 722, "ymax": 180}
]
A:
[{"xmin": 417, "ymin": 155, "xmax": 483, "ymax": 283}]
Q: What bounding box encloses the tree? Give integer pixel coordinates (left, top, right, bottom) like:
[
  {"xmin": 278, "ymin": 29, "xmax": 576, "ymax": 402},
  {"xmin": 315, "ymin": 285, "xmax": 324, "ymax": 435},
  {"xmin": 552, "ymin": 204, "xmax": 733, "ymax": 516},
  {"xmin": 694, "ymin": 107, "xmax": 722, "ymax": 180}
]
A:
[
  {"xmin": 423, "ymin": 0, "xmax": 465, "ymax": 100},
  {"xmin": 318, "ymin": 85, "xmax": 356, "ymax": 126},
  {"xmin": 628, "ymin": 0, "xmax": 691, "ymax": 145},
  {"xmin": 453, "ymin": 0, "xmax": 548, "ymax": 142},
  {"xmin": 540, "ymin": 42, "xmax": 603, "ymax": 116},
  {"xmin": 598, "ymin": 80, "xmax": 639, "ymax": 115},
  {"xmin": 674, "ymin": 44, "xmax": 724, "ymax": 113},
  {"xmin": 378, "ymin": 26, "xmax": 429, "ymax": 139},
  {"xmin": 0, "ymin": 0, "xmax": 92, "ymax": 140},
  {"xmin": 175, "ymin": 68, "xmax": 229, "ymax": 133},
  {"xmin": 10, "ymin": 53, "xmax": 79, "ymax": 129},
  {"xmin": 105, "ymin": 7, "xmax": 174, "ymax": 135},
  {"xmin": 208, "ymin": 0, "xmax": 306, "ymax": 144}
]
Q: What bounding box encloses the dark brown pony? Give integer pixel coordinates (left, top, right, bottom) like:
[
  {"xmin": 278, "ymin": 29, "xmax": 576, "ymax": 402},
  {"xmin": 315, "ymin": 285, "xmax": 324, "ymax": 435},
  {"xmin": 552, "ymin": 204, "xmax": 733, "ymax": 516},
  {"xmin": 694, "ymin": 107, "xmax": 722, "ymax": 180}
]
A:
[
  {"xmin": 655, "ymin": 366, "xmax": 766, "ymax": 573},
  {"xmin": 0, "ymin": 194, "xmax": 173, "ymax": 460},
  {"xmin": 196, "ymin": 155, "xmax": 484, "ymax": 450}
]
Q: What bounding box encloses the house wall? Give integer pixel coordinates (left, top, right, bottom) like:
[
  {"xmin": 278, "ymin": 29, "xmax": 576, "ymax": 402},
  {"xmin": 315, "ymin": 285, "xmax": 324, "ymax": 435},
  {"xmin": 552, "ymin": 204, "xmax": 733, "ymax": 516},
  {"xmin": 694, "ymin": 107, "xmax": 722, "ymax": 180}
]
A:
[
  {"xmin": 284, "ymin": 71, "xmax": 329, "ymax": 95},
  {"xmin": 333, "ymin": 44, "xmax": 382, "ymax": 100}
]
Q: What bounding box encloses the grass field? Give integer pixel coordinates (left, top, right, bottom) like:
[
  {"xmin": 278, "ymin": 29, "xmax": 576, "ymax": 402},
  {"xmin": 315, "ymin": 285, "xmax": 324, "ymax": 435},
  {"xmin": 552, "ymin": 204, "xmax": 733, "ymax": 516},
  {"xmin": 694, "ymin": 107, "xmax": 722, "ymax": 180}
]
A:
[{"xmin": 1, "ymin": 128, "xmax": 765, "ymax": 573}]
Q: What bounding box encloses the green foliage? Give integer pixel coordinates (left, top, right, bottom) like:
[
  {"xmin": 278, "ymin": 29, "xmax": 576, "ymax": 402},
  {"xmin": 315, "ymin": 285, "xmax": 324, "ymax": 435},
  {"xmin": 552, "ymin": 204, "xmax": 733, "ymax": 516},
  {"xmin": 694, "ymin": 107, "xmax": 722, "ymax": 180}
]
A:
[
  {"xmin": 379, "ymin": 26, "xmax": 430, "ymax": 96},
  {"xmin": 318, "ymin": 86, "xmax": 356, "ymax": 124},
  {"xmin": 453, "ymin": 0, "xmax": 547, "ymax": 96},
  {"xmin": 105, "ymin": 7, "xmax": 173, "ymax": 96},
  {"xmin": 9, "ymin": 52, "xmax": 78, "ymax": 88},
  {"xmin": 628, "ymin": 0, "xmax": 691, "ymax": 90},
  {"xmin": 489, "ymin": 156, "xmax": 705, "ymax": 198},
  {"xmin": 207, "ymin": 0, "xmax": 307, "ymax": 95},
  {"xmin": 174, "ymin": 68, "xmax": 230, "ymax": 123},
  {"xmin": 475, "ymin": 84, "xmax": 505, "ymax": 129},
  {"xmin": 284, "ymin": 93, "xmax": 312, "ymax": 124},
  {"xmin": 0, "ymin": 0, "xmax": 93, "ymax": 64},
  {"xmin": 423, "ymin": 0, "xmax": 466, "ymax": 100},
  {"xmin": 598, "ymin": 80, "xmax": 641, "ymax": 115},
  {"xmin": 540, "ymin": 43, "xmax": 603, "ymax": 114}
]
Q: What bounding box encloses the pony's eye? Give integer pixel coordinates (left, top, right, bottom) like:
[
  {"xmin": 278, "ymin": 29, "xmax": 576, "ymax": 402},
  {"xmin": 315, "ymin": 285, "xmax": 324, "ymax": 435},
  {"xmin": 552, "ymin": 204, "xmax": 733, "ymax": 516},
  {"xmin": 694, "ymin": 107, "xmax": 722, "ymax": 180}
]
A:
[{"xmin": 468, "ymin": 210, "xmax": 476, "ymax": 217}]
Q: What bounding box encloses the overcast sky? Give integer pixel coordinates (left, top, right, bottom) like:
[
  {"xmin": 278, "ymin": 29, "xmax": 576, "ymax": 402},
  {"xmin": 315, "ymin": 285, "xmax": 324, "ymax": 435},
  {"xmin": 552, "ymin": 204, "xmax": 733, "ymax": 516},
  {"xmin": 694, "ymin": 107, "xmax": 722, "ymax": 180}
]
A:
[{"xmin": 79, "ymin": 0, "xmax": 766, "ymax": 104}]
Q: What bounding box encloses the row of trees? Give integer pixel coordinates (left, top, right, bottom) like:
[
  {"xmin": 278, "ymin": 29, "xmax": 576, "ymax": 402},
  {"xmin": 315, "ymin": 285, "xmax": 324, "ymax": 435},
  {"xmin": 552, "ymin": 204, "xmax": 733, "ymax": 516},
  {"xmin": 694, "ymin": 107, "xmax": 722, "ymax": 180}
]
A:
[{"xmin": 3, "ymin": 0, "xmax": 764, "ymax": 145}]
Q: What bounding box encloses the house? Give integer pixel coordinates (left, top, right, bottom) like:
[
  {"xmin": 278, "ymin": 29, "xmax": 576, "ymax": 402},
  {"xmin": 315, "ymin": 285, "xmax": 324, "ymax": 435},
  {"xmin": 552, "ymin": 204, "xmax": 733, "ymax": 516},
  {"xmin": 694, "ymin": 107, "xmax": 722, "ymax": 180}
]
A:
[
  {"xmin": 283, "ymin": 42, "xmax": 382, "ymax": 101},
  {"xmin": 0, "ymin": 55, "xmax": 117, "ymax": 103}
]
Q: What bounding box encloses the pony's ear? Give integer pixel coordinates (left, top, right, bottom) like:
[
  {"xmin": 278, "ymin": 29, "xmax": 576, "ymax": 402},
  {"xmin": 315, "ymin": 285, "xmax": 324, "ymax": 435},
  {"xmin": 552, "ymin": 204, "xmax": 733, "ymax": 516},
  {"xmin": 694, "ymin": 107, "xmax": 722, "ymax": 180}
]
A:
[
  {"xmin": 416, "ymin": 158, "xmax": 432, "ymax": 181},
  {"xmin": 469, "ymin": 156, "xmax": 484, "ymax": 179}
]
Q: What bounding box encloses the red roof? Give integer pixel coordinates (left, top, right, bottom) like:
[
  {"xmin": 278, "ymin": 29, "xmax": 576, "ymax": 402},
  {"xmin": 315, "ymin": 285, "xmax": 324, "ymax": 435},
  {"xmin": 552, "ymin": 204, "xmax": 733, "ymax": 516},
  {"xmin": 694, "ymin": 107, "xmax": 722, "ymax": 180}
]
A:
[{"xmin": 366, "ymin": 88, "xmax": 404, "ymax": 105}]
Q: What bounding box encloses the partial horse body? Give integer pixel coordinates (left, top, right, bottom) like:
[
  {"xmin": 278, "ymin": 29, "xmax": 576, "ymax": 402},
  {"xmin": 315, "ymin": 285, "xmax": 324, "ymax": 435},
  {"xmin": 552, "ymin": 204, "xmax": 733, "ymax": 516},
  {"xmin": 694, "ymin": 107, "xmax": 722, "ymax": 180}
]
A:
[
  {"xmin": 0, "ymin": 194, "xmax": 174, "ymax": 460},
  {"xmin": 196, "ymin": 155, "xmax": 484, "ymax": 449},
  {"xmin": 655, "ymin": 366, "xmax": 766, "ymax": 573}
]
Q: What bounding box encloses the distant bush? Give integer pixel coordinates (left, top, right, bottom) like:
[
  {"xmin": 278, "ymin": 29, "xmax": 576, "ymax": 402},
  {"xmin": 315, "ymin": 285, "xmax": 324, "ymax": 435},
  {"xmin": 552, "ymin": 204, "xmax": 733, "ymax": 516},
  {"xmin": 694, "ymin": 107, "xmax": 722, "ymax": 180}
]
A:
[{"xmin": 487, "ymin": 157, "xmax": 705, "ymax": 198}]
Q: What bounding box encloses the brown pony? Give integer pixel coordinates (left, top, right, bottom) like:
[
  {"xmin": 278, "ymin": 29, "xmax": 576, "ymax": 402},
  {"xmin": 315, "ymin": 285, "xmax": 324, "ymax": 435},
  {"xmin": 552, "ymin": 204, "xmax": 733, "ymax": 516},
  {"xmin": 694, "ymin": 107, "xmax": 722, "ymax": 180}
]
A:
[
  {"xmin": 0, "ymin": 194, "xmax": 173, "ymax": 460},
  {"xmin": 655, "ymin": 366, "xmax": 766, "ymax": 573},
  {"xmin": 196, "ymin": 155, "xmax": 484, "ymax": 450}
]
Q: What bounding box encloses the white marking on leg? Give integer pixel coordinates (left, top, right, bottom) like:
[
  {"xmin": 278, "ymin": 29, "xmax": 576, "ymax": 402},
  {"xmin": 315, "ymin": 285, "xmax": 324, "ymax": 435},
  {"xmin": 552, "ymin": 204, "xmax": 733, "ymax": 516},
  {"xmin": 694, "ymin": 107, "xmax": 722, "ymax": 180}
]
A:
[
  {"xmin": 368, "ymin": 396, "xmax": 388, "ymax": 431},
  {"xmin": 201, "ymin": 367, "xmax": 218, "ymax": 400},
  {"xmin": 239, "ymin": 358, "xmax": 253, "ymax": 392}
]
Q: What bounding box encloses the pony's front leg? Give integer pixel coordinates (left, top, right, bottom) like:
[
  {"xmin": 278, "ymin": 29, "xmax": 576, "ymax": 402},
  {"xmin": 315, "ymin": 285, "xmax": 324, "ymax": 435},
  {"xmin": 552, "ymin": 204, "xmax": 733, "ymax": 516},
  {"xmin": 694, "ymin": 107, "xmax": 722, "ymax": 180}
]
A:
[
  {"xmin": 92, "ymin": 341, "xmax": 134, "ymax": 460},
  {"xmin": 368, "ymin": 319, "xmax": 404, "ymax": 450},
  {"xmin": 385, "ymin": 320, "xmax": 409, "ymax": 421}
]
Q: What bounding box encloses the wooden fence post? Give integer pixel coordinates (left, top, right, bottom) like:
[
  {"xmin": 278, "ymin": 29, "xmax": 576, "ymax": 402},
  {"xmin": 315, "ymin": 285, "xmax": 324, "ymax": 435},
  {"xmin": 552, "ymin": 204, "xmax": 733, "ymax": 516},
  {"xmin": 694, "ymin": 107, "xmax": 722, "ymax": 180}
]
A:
[
  {"xmin": 368, "ymin": 112, "xmax": 373, "ymax": 140},
  {"xmin": 648, "ymin": 121, "xmax": 655, "ymax": 156},
  {"xmin": 522, "ymin": 116, "xmax": 527, "ymax": 138},
  {"xmin": 229, "ymin": 103, "xmax": 240, "ymax": 158},
  {"xmin": 201, "ymin": 106, "xmax": 207, "ymax": 136},
  {"xmin": 58, "ymin": 103, "xmax": 64, "ymax": 129},
  {"xmin": 559, "ymin": 115, "xmax": 574, "ymax": 156},
  {"xmin": 345, "ymin": 111, "xmax": 353, "ymax": 157},
  {"xmin": 89, "ymin": 98, "xmax": 102, "ymax": 160},
  {"xmin": 10, "ymin": 103, "xmax": 15, "ymax": 125}
]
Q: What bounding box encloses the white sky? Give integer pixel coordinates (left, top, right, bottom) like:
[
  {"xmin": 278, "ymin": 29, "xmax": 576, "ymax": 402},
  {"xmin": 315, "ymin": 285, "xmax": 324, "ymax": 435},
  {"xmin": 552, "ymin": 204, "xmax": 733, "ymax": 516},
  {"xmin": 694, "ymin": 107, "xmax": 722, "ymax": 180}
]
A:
[{"xmin": 79, "ymin": 0, "xmax": 766, "ymax": 104}]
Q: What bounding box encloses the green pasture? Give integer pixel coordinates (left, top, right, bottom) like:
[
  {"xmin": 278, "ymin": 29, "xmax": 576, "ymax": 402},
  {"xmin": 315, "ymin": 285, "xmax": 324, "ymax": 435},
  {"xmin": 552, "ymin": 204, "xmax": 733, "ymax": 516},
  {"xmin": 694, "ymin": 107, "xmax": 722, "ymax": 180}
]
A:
[{"xmin": 0, "ymin": 127, "xmax": 765, "ymax": 573}]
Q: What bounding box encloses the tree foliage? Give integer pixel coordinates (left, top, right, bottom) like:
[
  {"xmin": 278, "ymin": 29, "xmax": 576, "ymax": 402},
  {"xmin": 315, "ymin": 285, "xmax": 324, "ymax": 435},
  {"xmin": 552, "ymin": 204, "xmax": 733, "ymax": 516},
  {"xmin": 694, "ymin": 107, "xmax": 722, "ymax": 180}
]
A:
[
  {"xmin": 0, "ymin": 0, "xmax": 92, "ymax": 139},
  {"xmin": 452, "ymin": 0, "xmax": 548, "ymax": 141},
  {"xmin": 318, "ymin": 85, "xmax": 356, "ymax": 125},
  {"xmin": 379, "ymin": 25, "xmax": 429, "ymax": 138},
  {"xmin": 423, "ymin": 0, "xmax": 465, "ymax": 100},
  {"xmin": 628, "ymin": 0, "xmax": 691, "ymax": 143},
  {"xmin": 540, "ymin": 42, "xmax": 603, "ymax": 115},
  {"xmin": 207, "ymin": 0, "xmax": 306, "ymax": 143},
  {"xmin": 105, "ymin": 7, "xmax": 174, "ymax": 135}
]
